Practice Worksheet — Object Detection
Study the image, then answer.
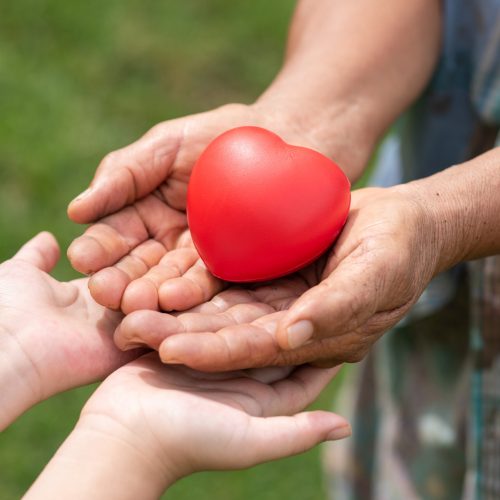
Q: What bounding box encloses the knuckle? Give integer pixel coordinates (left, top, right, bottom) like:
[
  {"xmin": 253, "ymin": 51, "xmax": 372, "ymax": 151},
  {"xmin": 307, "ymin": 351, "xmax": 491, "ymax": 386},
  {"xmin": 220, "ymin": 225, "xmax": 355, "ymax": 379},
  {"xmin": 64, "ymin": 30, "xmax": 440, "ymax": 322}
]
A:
[
  {"xmin": 343, "ymin": 348, "xmax": 367, "ymax": 363},
  {"xmin": 99, "ymin": 150, "xmax": 121, "ymax": 169},
  {"xmin": 147, "ymin": 120, "xmax": 172, "ymax": 137}
]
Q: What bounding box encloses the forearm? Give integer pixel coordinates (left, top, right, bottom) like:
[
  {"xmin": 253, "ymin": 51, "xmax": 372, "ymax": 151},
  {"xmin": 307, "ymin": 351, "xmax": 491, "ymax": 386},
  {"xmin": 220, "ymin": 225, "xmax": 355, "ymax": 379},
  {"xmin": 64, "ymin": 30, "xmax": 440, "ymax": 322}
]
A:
[
  {"xmin": 405, "ymin": 147, "xmax": 500, "ymax": 273},
  {"xmin": 0, "ymin": 333, "xmax": 39, "ymax": 431},
  {"xmin": 256, "ymin": 0, "xmax": 442, "ymax": 180},
  {"xmin": 25, "ymin": 416, "xmax": 176, "ymax": 500}
]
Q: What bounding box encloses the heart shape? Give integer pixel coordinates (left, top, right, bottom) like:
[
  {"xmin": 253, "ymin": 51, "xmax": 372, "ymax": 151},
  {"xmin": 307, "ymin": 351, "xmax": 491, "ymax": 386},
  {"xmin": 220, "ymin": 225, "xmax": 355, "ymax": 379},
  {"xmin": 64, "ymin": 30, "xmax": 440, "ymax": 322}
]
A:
[{"xmin": 187, "ymin": 126, "xmax": 351, "ymax": 282}]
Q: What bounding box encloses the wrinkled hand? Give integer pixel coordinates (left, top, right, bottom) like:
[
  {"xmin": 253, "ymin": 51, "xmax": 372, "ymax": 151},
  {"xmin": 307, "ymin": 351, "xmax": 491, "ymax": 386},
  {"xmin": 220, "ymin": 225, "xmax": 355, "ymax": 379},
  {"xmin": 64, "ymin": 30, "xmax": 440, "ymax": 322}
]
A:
[
  {"xmin": 78, "ymin": 354, "xmax": 350, "ymax": 479},
  {"xmin": 0, "ymin": 232, "xmax": 139, "ymax": 429},
  {"xmin": 67, "ymin": 104, "xmax": 317, "ymax": 314},
  {"xmin": 114, "ymin": 186, "xmax": 440, "ymax": 370}
]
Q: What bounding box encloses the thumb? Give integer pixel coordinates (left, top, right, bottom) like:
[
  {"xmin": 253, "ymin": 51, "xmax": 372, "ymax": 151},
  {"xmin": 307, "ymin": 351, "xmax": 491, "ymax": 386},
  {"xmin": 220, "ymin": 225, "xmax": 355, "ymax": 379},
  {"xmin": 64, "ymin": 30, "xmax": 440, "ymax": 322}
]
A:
[
  {"xmin": 276, "ymin": 256, "xmax": 387, "ymax": 351},
  {"xmin": 67, "ymin": 125, "xmax": 182, "ymax": 224},
  {"xmin": 13, "ymin": 232, "xmax": 60, "ymax": 272},
  {"xmin": 241, "ymin": 411, "xmax": 351, "ymax": 466}
]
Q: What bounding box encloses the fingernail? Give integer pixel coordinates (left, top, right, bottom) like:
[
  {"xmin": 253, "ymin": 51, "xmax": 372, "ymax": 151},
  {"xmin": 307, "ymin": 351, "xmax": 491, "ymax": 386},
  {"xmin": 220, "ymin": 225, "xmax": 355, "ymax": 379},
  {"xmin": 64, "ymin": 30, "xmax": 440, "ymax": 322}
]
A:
[
  {"xmin": 160, "ymin": 346, "xmax": 183, "ymax": 364},
  {"xmin": 162, "ymin": 356, "xmax": 183, "ymax": 364},
  {"xmin": 326, "ymin": 424, "xmax": 352, "ymax": 441},
  {"xmin": 286, "ymin": 320, "xmax": 314, "ymax": 349},
  {"xmin": 122, "ymin": 342, "xmax": 145, "ymax": 351},
  {"xmin": 72, "ymin": 187, "xmax": 93, "ymax": 203}
]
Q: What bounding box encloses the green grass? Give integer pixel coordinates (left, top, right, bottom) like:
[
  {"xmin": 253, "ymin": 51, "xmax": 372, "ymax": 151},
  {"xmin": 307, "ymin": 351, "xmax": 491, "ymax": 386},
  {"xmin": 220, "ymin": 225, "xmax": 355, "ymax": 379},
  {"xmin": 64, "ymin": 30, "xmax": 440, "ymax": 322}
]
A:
[{"xmin": 0, "ymin": 1, "xmax": 342, "ymax": 498}]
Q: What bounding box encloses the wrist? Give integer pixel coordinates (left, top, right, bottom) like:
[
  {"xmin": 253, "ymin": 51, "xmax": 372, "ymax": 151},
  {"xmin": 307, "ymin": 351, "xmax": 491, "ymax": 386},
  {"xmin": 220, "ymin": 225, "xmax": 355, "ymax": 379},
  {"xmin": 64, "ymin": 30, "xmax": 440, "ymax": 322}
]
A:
[
  {"xmin": 393, "ymin": 149, "xmax": 500, "ymax": 275},
  {"xmin": 391, "ymin": 182, "xmax": 450, "ymax": 277},
  {"xmin": 26, "ymin": 415, "xmax": 179, "ymax": 499},
  {"xmin": 252, "ymin": 84, "xmax": 376, "ymax": 182},
  {"xmin": 0, "ymin": 326, "xmax": 41, "ymax": 430}
]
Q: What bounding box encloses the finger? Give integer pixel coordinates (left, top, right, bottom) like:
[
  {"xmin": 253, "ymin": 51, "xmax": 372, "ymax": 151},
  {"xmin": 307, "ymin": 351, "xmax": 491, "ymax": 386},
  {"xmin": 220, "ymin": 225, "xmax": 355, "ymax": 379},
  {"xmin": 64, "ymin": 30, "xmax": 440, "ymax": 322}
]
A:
[
  {"xmin": 68, "ymin": 195, "xmax": 187, "ymax": 275},
  {"xmin": 89, "ymin": 240, "xmax": 167, "ymax": 310},
  {"xmin": 181, "ymin": 273, "xmax": 306, "ymax": 316},
  {"xmin": 243, "ymin": 366, "xmax": 294, "ymax": 384},
  {"xmin": 115, "ymin": 312, "xmax": 184, "ymax": 351},
  {"xmin": 250, "ymin": 275, "xmax": 311, "ymax": 311},
  {"xmin": 114, "ymin": 301, "xmax": 275, "ymax": 351},
  {"xmin": 121, "ymin": 249, "xmax": 219, "ymax": 314},
  {"xmin": 67, "ymin": 124, "xmax": 183, "ymax": 223},
  {"xmin": 220, "ymin": 365, "xmax": 340, "ymax": 418},
  {"xmin": 269, "ymin": 365, "xmax": 340, "ymax": 415},
  {"xmin": 237, "ymin": 411, "xmax": 351, "ymax": 467},
  {"xmin": 158, "ymin": 308, "xmax": 362, "ymax": 372},
  {"xmin": 158, "ymin": 259, "xmax": 225, "ymax": 312},
  {"xmin": 170, "ymin": 274, "xmax": 305, "ymax": 317},
  {"xmin": 121, "ymin": 278, "xmax": 159, "ymax": 313},
  {"xmin": 310, "ymin": 358, "xmax": 339, "ymax": 368},
  {"xmin": 88, "ymin": 267, "xmax": 130, "ymax": 310},
  {"xmin": 68, "ymin": 207, "xmax": 147, "ymax": 275},
  {"xmin": 161, "ymin": 327, "xmax": 368, "ymax": 371},
  {"xmin": 117, "ymin": 275, "xmax": 312, "ymax": 361},
  {"xmin": 187, "ymin": 288, "xmax": 261, "ymax": 314},
  {"xmin": 276, "ymin": 255, "xmax": 388, "ymax": 350},
  {"xmin": 13, "ymin": 232, "xmax": 60, "ymax": 272},
  {"xmin": 158, "ymin": 312, "xmax": 288, "ymax": 371}
]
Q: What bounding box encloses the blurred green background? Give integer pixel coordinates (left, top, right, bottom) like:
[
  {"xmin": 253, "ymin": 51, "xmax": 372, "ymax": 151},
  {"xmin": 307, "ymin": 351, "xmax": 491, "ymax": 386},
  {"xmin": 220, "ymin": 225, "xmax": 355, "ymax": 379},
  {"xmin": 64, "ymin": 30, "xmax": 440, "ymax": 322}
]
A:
[{"xmin": 0, "ymin": 1, "xmax": 343, "ymax": 498}]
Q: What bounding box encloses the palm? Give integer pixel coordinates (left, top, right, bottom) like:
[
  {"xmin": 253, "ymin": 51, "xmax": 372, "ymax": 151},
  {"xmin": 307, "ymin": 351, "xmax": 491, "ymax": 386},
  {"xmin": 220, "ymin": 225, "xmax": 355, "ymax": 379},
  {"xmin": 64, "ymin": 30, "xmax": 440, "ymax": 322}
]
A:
[
  {"xmin": 67, "ymin": 104, "xmax": 320, "ymax": 314},
  {"xmin": 0, "ymin": 242, "xmax": 137, "ymax": 401},
  {"xmin": 81, "ymin": 353, "xmax": 344, "ymax": 474},
  {"xmin": 114, "ymin": 263, "xmax": 320, "ymax": 364}
]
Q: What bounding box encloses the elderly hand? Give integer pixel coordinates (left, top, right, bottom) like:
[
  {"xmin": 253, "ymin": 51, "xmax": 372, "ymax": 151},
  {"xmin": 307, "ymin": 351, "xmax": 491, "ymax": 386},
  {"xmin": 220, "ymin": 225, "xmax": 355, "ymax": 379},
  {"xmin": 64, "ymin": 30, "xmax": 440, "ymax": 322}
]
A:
[
  {"xmin": 66, "ymin": 103, "xmax": 337, "ymax": 315},
  {"xmin": 112, "ymin": 185, "xmax": 442, "ymax": 370}
]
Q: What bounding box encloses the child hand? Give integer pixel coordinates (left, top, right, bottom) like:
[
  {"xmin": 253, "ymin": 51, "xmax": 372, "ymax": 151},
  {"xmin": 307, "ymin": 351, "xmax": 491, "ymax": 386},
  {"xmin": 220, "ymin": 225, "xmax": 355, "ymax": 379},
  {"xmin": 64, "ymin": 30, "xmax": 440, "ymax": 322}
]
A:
[
  {"xmin": 26, "ymin": 354, "xmax": 349, "ymax": 499},
  {"xmin": 0, "ymin": 232, "xmax": 139, "ymax": 430}
]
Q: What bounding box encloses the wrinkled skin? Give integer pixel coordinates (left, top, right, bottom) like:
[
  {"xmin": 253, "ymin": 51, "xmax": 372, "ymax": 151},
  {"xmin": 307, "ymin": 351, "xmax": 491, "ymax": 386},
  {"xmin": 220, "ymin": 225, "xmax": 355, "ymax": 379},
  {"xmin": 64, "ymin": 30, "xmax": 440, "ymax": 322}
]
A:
[
  {"xmin": 67, "ymin": 104, "xmax": 324, "ymax": 315},
  {"xmin": 66, "ymin": 103, "xmax": 439, "ymax": 371},
  {"xmin": 113, "ymin": 187, "xmax": 439, "ymax": 370}
]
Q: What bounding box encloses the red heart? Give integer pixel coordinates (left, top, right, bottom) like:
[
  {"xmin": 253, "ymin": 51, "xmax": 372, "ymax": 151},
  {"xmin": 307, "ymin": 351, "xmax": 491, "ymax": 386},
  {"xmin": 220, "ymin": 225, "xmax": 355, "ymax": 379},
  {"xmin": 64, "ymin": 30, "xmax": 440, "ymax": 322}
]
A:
[{"xmin": 187, "ymin": 126, "xmax": 351, "ymax": 282}]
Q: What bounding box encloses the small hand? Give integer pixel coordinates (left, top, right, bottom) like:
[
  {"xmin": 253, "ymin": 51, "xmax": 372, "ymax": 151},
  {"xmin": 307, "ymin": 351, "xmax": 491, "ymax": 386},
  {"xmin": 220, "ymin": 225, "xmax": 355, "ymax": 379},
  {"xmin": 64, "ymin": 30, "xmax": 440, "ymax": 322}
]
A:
[
  {"xmin": 67, "ymin": 104, "xmax": 318, "ymax": 314},
  {"xmin": 26, "ymin": 354, "xmax": 350, "ymax": 498},
  {"xmin": 0, "ymin": 232, "xmax": 139, "ymax": 429},
  {"xmin": 114, "ymin": 186, "xmax": 439, "ymax": 370},
  {"xmin": 85, "ymin": 355, "xmax": 348, "ymax": 479}
]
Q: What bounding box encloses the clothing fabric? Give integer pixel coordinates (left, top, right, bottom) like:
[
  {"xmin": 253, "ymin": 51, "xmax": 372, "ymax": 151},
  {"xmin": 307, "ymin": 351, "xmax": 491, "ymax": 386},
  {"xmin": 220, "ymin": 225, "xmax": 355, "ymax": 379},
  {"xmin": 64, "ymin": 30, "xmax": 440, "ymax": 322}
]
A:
[{"xmin": 324, "ymin": 1, "xmax": 500, "ymax": 498}]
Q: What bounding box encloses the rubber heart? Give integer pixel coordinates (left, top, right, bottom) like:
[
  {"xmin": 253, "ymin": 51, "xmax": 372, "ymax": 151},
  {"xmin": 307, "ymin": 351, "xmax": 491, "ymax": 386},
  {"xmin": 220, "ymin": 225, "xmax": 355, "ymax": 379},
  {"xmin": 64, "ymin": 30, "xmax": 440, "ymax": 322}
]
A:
[{"xmin": 187, "ymin": 126, "xmax": 351, "ymax": 282}]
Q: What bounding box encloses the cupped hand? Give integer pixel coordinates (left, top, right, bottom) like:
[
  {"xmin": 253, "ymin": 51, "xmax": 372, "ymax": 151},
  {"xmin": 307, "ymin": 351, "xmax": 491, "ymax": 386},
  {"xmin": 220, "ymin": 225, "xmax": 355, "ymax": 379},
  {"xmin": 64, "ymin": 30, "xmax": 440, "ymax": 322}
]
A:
[
  {"xmin": 77, "ymin": 354, "xmax": 350, "ymax": 481},
  {"xmin": 0, "ymin": 232, "xmax": 139, "ymax": 428},
  {"xmin": 67, "ymin": 103, "xmax": 318, "ymax": 314},
  {"xmin": 114, "ymin": 186, "xmax": 440, "ymax": 370}
]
